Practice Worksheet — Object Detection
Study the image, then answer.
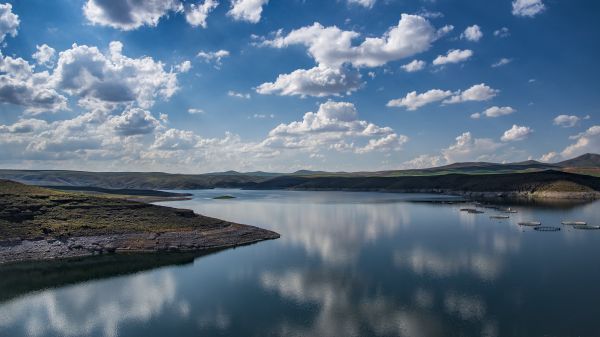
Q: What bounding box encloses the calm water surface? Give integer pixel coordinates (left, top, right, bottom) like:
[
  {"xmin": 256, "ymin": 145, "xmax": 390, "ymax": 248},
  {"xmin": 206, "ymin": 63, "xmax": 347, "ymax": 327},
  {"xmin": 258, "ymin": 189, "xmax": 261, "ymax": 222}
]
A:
[{"xmin": 1, "ymin": 190, "xmax": 600, "ymax": 337}]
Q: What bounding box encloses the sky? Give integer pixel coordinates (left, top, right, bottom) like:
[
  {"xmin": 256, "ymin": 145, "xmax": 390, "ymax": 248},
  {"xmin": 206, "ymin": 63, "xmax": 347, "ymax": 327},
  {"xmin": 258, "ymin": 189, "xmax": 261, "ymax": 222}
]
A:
[{"xmin": 0, "ymin": 0, "xmax": 598, "ymax": 173}]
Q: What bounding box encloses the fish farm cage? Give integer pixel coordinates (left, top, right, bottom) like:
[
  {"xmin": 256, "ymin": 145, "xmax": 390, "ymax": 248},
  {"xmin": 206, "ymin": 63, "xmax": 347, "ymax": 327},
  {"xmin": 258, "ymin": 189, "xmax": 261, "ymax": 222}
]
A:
[{"xmin": 534, "ymin": 226, "xmax": 561, "ymax": 232}]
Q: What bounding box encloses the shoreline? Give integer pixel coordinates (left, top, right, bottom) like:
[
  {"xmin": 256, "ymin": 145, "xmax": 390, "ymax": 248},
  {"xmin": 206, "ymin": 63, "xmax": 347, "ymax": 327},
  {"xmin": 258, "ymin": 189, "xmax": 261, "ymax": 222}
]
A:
[
  {"xmin": 246, "ymin": 187, "xmax": 600, "ymax": 200},
  {"xmin": 0, "ymin": 222, "xmax": 279, "ymax": 265}
]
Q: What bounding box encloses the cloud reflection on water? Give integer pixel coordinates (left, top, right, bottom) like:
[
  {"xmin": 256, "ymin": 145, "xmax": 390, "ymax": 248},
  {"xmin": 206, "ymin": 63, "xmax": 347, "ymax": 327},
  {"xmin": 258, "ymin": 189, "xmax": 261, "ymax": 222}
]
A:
[{"xmin": 0, "ymin": 271, "xmax": 179, "ymax": 337}]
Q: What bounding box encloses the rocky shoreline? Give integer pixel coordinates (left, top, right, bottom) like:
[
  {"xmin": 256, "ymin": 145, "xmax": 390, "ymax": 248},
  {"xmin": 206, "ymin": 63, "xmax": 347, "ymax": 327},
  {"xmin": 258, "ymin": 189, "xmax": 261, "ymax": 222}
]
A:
[{"xmin": 0, "ymin": 222, "xmax": 279, "ymax": 265}]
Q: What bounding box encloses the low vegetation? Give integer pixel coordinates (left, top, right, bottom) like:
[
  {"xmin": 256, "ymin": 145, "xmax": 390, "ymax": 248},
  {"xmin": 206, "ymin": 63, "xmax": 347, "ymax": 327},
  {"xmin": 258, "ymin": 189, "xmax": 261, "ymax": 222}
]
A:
[{"xmin": 0, "ymin": 180, "xmax": 228, "ymax": 240}]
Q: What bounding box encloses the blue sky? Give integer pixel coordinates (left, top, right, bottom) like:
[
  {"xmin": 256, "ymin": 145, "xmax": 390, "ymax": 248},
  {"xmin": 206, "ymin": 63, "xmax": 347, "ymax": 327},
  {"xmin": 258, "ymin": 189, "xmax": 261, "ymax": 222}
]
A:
[{"xmin": 0, "ymin": 0, "xmax": 598, "ymax": 173}]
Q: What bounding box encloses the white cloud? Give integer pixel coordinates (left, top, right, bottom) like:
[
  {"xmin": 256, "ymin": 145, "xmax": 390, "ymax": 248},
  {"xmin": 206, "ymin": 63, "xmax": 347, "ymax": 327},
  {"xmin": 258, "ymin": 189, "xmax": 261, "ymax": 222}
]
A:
[
  {"xmin": 252, "ymin": 113, "xmax": 274, "ymax": 119},
  {"xmin": 175, "ymin": 60, "xmax": 192, "ymax": 73},
  {"xmin": 83, "ymin": 0, "xmax": 221, "ymax": 30},
  {"xmin": 561, "ymin": 125, "xmax": 600, "ymax": 158},
  {"xmin": 196, "ymin": 49, "xmax": 230, "ymax": 68},
  {"xmin": 512, "ymin": 0, "xmax": 545, "ymax": 17},
  {"xmin": 0, "ymin": 118, "xmax": 48, "ymax": 134},
  {"xmin": 443, "ymin": 83, "xmax": 498, "ymax": 104},
  {"xmin": 257, "ymin": 14, "xmax": 450, "ymax": 97},
  {"xmin": 442, "ymin": 132, "xmax": 503, "ymax": 163},
  {"xmin": 263, "ymin": 100, "xmax": 407, "ymax": 154},
  {"xmin": 152, "ymin": 128, "xmax": 199, "ymax": 150},
  {"xmin": 553, "ymin": 114, "xmax": 580, "ymax": 128},
  {"xmin": 262, "ymin": 14, "xmax": 447, "ymax": 69},
  {"xmin": 471, "ymin": 106, "xmax": 515, "ymax": 119},
  {"xmin": 256, "ymin": 65, "xmax": 362, "ymax": 98},
  {"xmin": 494, "ymin": 27, "xmax": 510, "ymax": 38},
  {"xmin": 416, "ymin": 9, "xmax": 444, "ymax": 19},
  {"xmin": 228, "ymin": 90, "xmax": 251, "ymax": 99},
  {"xmin": 347, "ymin": 0, "xmax": 376, "ymax": 8},
  {"xmin": 187, "ymin": 108, "xmax": 204, "ymax": 114},
  {"xmin": 356, "ymin": 133, "xmax": 408, "ymax": 154},
  {"xmin": 52, "ymin": 41, "xmax": 179, "ymax": 110},
  {"xmin": 107, "ymin": 108, "xmax": 161, "ymax": 136},
  {"xmin": 228, "ymin": 0, "xmax": 269, "ymax": 23},
  {"xmin": 32, "ymin": 44, "xmax": 56, "ymax": 67},
  {"xmin": 185, "ymin": 0, "xmax": 219, "ymax": 28},
  {"xmin": 388, "ymin": 83, "xmax": 498, "ymax": 110},
  {"xmin": 501, "ymin": 124, "xmax": 533, "ymax": 142},
  {"xmin": 401, "ymin": 59, "xmax": 426, "ymax": 72},
  {"xmin": 461, "ymin": 25, "xmax": 483, "ymax": 42},
  {"xmin": 0, "ymin": 3, "xmax": 19, "ymax": 43},
  {"xmin": 433, "ymin": 49, "xmax": 473, "ymax": 66},
  {"xmin": 387, "ymin": 89, "xmax": 452, "ymax": 111},
  {"xmin": 491, "ymin": 58, "xmax": 512, "ymax": 68},
  {"xmin": 539, "ymin": 151, "xmax": 558, "ymax": 163},
  {"xmin": 0, "ymin": 54, "xmax": 68, "ymax": 114},
  {"xmin": 401, "ymin": 154, "xmax": 443, "ymax": 169},
  {"xmin": 83, "ymin": 0, "xmax": 183, "ymax": 31}
]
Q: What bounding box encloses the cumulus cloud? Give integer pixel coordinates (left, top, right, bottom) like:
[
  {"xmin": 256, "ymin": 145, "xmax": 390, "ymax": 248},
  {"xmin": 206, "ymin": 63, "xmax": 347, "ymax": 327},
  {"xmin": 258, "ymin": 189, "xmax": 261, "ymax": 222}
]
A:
[
  {"xmin": 401, "ymin": 59, "xmax": 426, "ymax": 72},
  {"xmin": 443, "ymin": 83, "xmax": 498, "ymax": 104},
  {"xmin": 512, "ymin": 0, "xmax": 545, "ymax": 17},
  {"xmin": 262, "ymin": 100, "xmax": 407, "ymax": 154},
  {"xmin": 0, "ymin": 53, "xmax": 68, "ymax": 114},
  {"xmin": 491, "ymin": 58, "xmax": 512, "ymax": 68},
  {"xmin": 561, "ymin": 125, "xmax": 600, "ymax": 158},
  {"xmin": 256, "ymin": 65, "xmax": 362, "ymax": 97},
  {"xmin": 0, "ymin": 3, "xmax": 19, "ymax": 43},
  {"xmin": 401, "ymin": 154, "xmax": 443, "ymax": 169},
  {"xmin": 256, "ymin": 14, "xmax": 451, "ymax": 97},
  {"xmin": 83, "ymin": 0, "xmax": 183, "ymax": 30},
  {"xmin": 388, "ymin": 83, "xmax": 498, "ymax": 110},
  {"xmin": 442, "ymin": 132, "xmax": 503, "ymax": 163},
  {"xmin": 228, "ymin": 0, "xmax": 269, "ymax": 23},
  {"xmin": 185, "ymin": 0, "xmax": 219, "ymax": 28},
  {"xmin": 175, "ymin": 60, "xmax": 192, "ymax": 73},
  {"xmin": 0, "ymin": 118, "xmax": 48, "ymax": 133},
  {"xmin": 32, "ymin": 44, "xmax": 56, "ymax": 67},
  {"xmin": 553, "ymin": 114, "xmax": 580, "ymax": 128},
  {"xmin": 262, "ymin": 14, "xmax": 447, "ymax": 69},
  {"xmin": 152, "ymin": 128, "xmax": 199, "ymax": 150},
  {"xmin": 387, "ymin": 89, "xmax": 452, "ymax": 111},
  {"xmin": 501, "ymin": 124, "xmax": 532, "ymax": 142},
  {"xmin": 471, "ymin": 106, "xmax": 515, "ymax": 119},
  {"xmin": 196, "ymin": 49, "xmax": 230, "ymax": 68},
  {"xmin": 461, "ymin": 25, "xmax": 483, "ymax": 42},
  {"xmin": 82, "ymin": 0, "xmax": 221, "ymax": 30},
  {"xmin": 539, "ymin": 151, "xmax": 558, "ymax": 163},
  {"xmin": 433, "ymin": 49, "xmax": 473, "ymax": 66},
  {"xmin": 107, "ymin": 108, "xmax": 161, "ymax": 136},
  {"xmin": 347, "ymin": 0, "xmax": 376, "ymax": 8},
  {"xmin": 52, "ymin": 41, "xmax": 179, "ymax": 110}
]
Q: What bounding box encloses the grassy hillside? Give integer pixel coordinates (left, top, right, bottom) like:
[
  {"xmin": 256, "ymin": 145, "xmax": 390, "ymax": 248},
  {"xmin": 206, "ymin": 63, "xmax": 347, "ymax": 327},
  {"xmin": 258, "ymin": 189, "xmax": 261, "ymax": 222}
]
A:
[
  {"xmin": 251, "ymin": 170, "xmax": 600, "ymax": 194},
  {"xmin": 0, "ymin": 180, "xmax": 229, "ymax": 240},
  {"xmin": 557, "ymin": 153, "xmax": 600, "ymax": 167},
  {"xmin": 0, "ymin": 170, "xmax": 264, "ymax": 189}
]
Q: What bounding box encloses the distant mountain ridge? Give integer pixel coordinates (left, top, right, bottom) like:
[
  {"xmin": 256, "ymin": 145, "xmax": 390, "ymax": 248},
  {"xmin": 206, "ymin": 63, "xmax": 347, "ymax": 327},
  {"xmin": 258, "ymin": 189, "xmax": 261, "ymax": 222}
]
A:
[
  {"xmin": 0, "ymin": 153, "xmax": 597, "ymax": 189},
  {"xmin": 556, "ymin": 153, "xmax": 600, "ymax": 168}
]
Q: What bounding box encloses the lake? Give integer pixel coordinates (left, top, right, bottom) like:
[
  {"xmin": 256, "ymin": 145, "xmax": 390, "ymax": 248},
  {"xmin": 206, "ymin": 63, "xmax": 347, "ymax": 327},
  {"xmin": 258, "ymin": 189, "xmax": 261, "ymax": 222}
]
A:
[{"xmin": 1, "ymin": 189, "xmax": 600, "ymax": 337}]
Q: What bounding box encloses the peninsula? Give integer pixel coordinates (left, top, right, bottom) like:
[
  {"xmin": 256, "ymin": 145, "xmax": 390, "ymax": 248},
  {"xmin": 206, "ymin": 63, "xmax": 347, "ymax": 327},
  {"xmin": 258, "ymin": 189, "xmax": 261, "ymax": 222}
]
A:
[{"xmin": 0, "ymin": 180, "xmax": 279, "ymax": 264}]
